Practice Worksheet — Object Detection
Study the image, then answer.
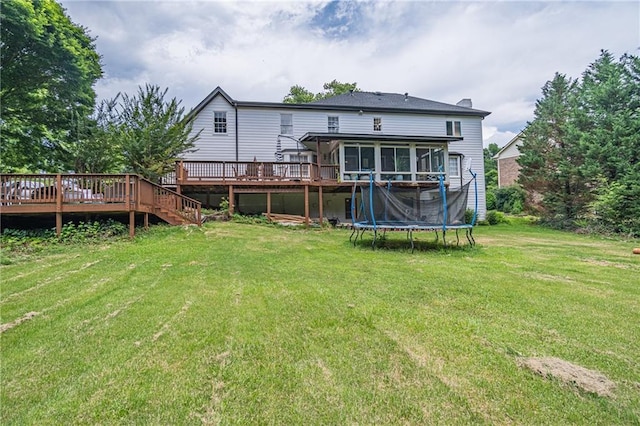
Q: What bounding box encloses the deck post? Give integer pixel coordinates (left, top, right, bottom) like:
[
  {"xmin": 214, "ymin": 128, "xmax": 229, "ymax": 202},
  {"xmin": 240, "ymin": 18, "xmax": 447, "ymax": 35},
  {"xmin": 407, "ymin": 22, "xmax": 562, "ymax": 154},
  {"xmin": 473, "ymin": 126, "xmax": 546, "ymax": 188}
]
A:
[
  {"xmin": 129, "ymin": 211, "xmax": 135, "ymax": 238},
  {"xmin": 176, "ymin": 161, "xmax": 182, "ymax": 195},
  {"xmin": 267, "ymin": 191, "xmax": 271, "ymax": 219},
  {"xmin": 316, "ymin": 138, "xmax": 322, "ymax": 181},
  {"xmin": 126, "ymin": 175, "xmax": 134, "ymax": 237},
  {"xmin": 228, "ymin": 185, "xmax": 235, "ymax": 215},
  {"xmin": 304, "ymin": 185, "xmax": 309, "ymax": 226},
  {"xmin": 55, "ymin": 174, "xmax": 62, "ymax": 236},
  {"xmin": 144, "ymin": 213, "xmax": 149, "ymax": 230},
  {"xmin": 318, "ymin": 186, "xmax": 324, "ymax": 225}
]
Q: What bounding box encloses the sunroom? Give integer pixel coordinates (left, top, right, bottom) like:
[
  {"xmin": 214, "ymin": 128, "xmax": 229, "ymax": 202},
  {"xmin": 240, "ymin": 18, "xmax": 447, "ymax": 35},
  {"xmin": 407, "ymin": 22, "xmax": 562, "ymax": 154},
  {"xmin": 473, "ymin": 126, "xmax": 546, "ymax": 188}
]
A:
[{"xmin": 298, "ymin": 133, "xmax": 464, "ymax": 185}]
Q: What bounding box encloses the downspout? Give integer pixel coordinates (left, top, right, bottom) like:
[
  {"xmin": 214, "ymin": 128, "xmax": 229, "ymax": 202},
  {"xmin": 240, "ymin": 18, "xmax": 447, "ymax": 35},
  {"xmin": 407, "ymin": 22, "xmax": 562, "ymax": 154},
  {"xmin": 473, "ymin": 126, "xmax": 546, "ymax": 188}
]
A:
[{"xmin": 234, "ymin": 101, "xmax": 239, "ymax": 161}]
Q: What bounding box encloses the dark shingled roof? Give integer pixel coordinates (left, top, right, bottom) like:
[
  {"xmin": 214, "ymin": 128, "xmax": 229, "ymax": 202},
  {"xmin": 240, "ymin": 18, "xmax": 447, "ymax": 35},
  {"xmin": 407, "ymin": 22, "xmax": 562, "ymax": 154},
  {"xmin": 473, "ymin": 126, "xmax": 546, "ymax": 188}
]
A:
[
  {"xmin": 186, "ymin": 87, "xmax": 490, "ymax": 121},
  {"xmin": 310, "ymin": 91, "xmax": 490, "ymax": 117}
]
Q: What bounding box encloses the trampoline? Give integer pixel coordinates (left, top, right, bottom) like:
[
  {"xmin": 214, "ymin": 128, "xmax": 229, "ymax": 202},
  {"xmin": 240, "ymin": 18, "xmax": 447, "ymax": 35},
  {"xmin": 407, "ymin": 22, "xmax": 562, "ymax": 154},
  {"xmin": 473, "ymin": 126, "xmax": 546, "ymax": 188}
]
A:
[{"xmin": 349, "ymin": 165, "xmax": 478, "ymax": 251}]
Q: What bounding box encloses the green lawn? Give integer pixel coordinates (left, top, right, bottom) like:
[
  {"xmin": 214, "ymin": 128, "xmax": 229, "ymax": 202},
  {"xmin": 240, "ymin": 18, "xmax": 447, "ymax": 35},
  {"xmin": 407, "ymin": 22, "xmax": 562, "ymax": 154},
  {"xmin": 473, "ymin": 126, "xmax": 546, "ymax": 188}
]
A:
[{"xmin": 2, "ymin": 221, "xmax": 639, "ymax": 424}]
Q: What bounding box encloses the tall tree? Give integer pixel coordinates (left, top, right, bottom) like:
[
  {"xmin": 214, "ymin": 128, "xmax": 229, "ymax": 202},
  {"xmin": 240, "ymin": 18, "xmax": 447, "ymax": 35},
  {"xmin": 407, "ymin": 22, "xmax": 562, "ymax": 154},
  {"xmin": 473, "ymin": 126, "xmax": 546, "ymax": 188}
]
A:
[
  {"xmin": 518, "ymin": 73, "xmax": 586, "ymax": 225},
  {"xmin": 575, "ymin": 51, "xmax": 640, "ymax": 235},
  {"xmin": 116, "ymin": 85, "xmax": 200, "ymax": 182},
  {"xmin": 68, "ymin": 98, "xmax": 123, "ymax": 173},
  {"xmin": 483, "ymin": 142, "xmax": 499, "ymax": 188},
  {"xmin": 283, "ymin": 80, "xmax": 359, "ymax": 103},
  {"xmin": 0, "ymin": 0, "xmax": 102, "ymax": 172}
]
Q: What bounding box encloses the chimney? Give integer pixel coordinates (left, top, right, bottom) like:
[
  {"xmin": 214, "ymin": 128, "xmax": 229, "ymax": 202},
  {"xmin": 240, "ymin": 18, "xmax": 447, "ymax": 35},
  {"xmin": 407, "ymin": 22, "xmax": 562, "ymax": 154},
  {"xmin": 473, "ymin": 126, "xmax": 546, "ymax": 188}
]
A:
[
  {"xmin": 456, "ymin": 98, "xmax": 472, "ymax": 108},
  {"xmin": 404, "ymin": 92, "xmax": 408, "ymax": 101}
]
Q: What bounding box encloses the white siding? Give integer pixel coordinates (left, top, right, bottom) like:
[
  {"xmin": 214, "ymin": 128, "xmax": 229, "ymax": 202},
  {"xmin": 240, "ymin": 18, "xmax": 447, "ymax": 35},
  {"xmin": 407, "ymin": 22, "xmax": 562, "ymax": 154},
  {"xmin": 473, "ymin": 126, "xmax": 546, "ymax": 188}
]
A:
[
  {"xmin": 447, "ymin": 118, "xmax": 486, "ymax": 219},
  {"xmin": 185, "ymin": 95, "xmax": 236, "ymax": 161},
  {"xmin": 498, "ymin": 137, "xmax": 522, "ymax": 159}
]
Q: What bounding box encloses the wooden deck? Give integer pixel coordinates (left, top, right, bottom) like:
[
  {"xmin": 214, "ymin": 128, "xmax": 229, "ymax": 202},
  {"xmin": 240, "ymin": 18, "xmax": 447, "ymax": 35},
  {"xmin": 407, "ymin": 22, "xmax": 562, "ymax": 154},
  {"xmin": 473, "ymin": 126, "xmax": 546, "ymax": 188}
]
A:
[
  {"xmin": 168, "ymin": 160, "xmax": 340, "ymax": 187},
  {"xmin": 0, "ymin": 174, "xmax": 201, "ymax": 236}
]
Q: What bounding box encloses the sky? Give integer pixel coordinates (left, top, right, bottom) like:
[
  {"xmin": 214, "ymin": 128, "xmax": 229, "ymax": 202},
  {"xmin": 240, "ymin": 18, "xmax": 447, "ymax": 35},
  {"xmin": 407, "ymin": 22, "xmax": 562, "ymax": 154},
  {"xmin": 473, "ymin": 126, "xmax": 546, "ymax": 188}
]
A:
[{"xmin": 60, "ymin": 0, "xmax": 639, "ymax": 147}]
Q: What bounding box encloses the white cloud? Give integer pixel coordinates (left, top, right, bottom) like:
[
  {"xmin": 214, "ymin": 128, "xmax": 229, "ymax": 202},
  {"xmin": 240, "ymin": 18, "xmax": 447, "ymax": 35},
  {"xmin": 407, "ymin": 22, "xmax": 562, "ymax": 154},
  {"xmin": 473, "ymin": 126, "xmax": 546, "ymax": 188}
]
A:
[{"xmin": 61, "ymin": 0, "xmax": 639, "ymax": 140}]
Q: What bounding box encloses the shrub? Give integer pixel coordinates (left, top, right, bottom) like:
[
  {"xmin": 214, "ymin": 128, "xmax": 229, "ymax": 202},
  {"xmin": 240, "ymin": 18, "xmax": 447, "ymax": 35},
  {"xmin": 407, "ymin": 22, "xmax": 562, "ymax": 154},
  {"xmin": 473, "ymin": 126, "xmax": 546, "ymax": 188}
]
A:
[
  {"xmin": 486, "ymin": 210, "xmax": 508, "ymax": 225},
  {"xmin": 486, "ymin": 191, "xmax": 497, "ymax": 211},
  {"xmin": 464, "ymin": 209, "xmax": 476, "ymax": 225},
  {"xmin": 494, "ymin": 186, "xmax": 526, "ymax": 214}
]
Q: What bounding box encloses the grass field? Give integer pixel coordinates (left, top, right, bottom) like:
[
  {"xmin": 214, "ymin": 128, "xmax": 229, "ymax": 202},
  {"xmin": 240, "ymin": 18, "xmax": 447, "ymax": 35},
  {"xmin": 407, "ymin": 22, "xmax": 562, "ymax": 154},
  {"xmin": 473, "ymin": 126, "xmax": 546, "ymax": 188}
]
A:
[{"xmin": 1, "ymin": 221, "xmax": 639, "ymax": 424}]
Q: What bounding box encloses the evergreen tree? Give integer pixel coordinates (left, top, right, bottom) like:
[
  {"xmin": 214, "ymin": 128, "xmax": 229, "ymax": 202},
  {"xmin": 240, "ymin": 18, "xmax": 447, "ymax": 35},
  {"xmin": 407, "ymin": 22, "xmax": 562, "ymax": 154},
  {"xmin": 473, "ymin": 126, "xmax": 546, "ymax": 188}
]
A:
[
  {"xmin": 575, "ymin": 51, "xmax": 640, "ymax": 235},
  {"xmin": 518, "ymin": 73, "xmax": 587, "ymax": 226}
]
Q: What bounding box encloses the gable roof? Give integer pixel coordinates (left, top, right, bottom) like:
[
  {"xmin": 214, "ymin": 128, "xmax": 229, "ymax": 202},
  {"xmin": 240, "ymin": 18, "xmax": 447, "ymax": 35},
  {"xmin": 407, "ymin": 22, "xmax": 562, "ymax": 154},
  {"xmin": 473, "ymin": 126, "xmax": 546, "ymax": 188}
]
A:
[
  {"xmin": 493, "ymin": 132, "xmax": 524, "ymax": 159},
  {"xmin": 310, "ymin": 91, "xmax": 490, "ymax": 117},
  {"xmin": 186, "ymin": 86, "xmax": 235, "ymax": 122},
  {"xmin": 186, "ymin": 87, "xmax": 491, "ymax": 120}
]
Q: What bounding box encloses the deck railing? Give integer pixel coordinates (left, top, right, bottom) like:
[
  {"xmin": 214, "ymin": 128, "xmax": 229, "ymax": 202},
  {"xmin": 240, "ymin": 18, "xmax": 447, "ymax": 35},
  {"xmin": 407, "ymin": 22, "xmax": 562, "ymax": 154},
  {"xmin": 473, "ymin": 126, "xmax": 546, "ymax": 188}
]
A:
[
  {"xmin": 1, "ymin": 173, "xmax": 200, "ymax": 226},
  {"xmin": 174, "ymin": 161, "xmax": 340, "ymax": 184}
]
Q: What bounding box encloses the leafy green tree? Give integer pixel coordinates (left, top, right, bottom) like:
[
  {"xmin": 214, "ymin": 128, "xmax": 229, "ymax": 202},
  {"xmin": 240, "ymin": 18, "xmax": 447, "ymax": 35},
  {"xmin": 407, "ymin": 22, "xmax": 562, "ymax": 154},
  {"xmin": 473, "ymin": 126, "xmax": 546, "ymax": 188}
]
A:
[
  {"xmin": 283, "ymin": 80, "xmax": 359, "ymax": 103},
  {"xmin": 518, "ymin": 73, "xmax": 587, "ymax": 226},
  {"xmin": 68, "ymin": 98, "xmax": 123, "ymax": 173},
  {"xmin": 0, "ymin": 0, "xmax": 102, "ymax": 172},
  {"xmin": 116, "ymin": 85, "xmax": 200, "ymax": 182},
  {"xmin": 316, "ymin": 79, "xmax": 359, "ymax": 100},
  {"xmin": 283, "ymin": 85, "xmax": 316, "ymax": 104},
  {"xmin": 483, "ymin": 142, "xmax": 499, "ymax": 189}
]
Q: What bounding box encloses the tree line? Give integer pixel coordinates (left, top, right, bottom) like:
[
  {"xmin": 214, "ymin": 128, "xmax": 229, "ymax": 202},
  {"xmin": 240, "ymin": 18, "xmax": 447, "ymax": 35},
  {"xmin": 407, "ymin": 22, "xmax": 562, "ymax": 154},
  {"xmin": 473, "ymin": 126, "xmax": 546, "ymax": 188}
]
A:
[
  {"xmin": 517, "ymin": 51, "xmax": 639, "ymax": 236},
  {"xmin": 1, "ymin": 0, "xmax": 197, "ymax": 181}
]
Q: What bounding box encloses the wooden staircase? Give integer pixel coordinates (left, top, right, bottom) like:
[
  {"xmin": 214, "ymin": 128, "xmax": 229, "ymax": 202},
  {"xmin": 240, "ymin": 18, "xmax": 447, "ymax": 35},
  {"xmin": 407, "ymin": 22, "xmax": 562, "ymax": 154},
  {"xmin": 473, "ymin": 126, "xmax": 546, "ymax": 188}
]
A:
[{"xmin": 141, "ymin": 179, "xmax": 201, "ymax": 226}]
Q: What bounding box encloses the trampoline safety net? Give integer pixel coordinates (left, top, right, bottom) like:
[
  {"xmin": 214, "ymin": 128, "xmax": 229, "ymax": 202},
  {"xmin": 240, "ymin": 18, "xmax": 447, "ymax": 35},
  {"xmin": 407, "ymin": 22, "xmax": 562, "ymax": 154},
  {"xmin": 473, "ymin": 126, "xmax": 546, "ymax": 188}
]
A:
[{"xmin": 350, "ymin": 171, "xmax": 478, "ymax": 249}]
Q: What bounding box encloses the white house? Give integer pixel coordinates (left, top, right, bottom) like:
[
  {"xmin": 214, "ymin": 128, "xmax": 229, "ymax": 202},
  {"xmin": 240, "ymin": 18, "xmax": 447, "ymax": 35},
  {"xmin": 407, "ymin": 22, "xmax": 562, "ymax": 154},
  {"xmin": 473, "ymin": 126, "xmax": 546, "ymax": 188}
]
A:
[{"xmin": 177, "ymin": 87, "xmax": 490, "ymax": 222}]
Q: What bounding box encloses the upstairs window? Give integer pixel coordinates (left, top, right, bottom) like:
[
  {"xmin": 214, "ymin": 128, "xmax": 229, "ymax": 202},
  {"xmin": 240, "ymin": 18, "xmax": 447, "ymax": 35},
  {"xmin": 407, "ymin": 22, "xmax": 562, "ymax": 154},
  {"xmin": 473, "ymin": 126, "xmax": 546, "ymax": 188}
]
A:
[
  {"xmin": 214, "ymin": 112, "xmax": 227, "ymax": 133},
  {"xmin": 446, "ymin": 120, "xmax": 462, "ymax": 136},
  {"xmin": 280, "ymin": 113, "xmax": 293, "ymax": 135},
  {"xmin": 373, "ymin": 117, "xmax": 382, "ymax": 132},
  {"xmin": 328, "ymin": 116, "xmax": 339, "ymax": 133}
]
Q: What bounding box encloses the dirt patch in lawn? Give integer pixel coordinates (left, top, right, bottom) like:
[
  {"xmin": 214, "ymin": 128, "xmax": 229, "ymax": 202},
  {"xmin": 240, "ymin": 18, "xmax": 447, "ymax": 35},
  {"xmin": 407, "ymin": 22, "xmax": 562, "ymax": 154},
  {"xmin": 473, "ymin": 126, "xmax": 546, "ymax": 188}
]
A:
[
  {"xmin": 519, "ymin": 356, "xmax": 616, "ymax": 397},
  {"xmin": 0, "ymin": 311, "xmax": 40, "ymax": 334}
]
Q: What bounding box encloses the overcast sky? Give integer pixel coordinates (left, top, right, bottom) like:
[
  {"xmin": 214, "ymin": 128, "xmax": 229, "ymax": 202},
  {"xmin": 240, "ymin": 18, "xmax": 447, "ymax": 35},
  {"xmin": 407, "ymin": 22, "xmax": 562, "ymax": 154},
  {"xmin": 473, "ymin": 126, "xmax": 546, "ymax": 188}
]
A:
[{"xmin": 60, "ymin": 0, "xmax": 639, "ymax": 147}]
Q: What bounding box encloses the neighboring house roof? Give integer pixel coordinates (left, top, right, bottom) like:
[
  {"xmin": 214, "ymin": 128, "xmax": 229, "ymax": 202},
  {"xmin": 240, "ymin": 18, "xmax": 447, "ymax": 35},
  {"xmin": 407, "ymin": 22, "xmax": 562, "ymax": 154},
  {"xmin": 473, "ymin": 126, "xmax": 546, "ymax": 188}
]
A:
[
  {"xmin": 186, "ymin": 87, "xmax": 491, "ymax": 121},
  {"xmin": 493, "ymin": 132, "xmax": 524, "ymax": 160}
]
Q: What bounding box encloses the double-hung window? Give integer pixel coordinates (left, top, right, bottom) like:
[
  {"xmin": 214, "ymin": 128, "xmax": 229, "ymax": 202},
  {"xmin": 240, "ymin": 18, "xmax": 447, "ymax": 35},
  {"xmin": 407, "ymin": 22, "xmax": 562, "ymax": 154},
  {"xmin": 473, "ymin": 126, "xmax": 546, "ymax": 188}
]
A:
[
  {"xmin": 373, "ymin": 117, "xmax": 382, "ymax": 132},
  {"xmin": 328, "ymin": 116, "xmax": 339, "ymax": 133},
  {"xmin": 280, "ymin": 113, "xmax": 293, "ymax": 135},
  {"xmin": 446, "ymin": 120, "xmax": 461, "ymax": 136},
  {"xmin": 449, "ymin": 156, "xmax": 461, "ymax": 179},
  {"xmin": 214, "ymin": 112, "xmax": 227, "ymax": 133}
]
